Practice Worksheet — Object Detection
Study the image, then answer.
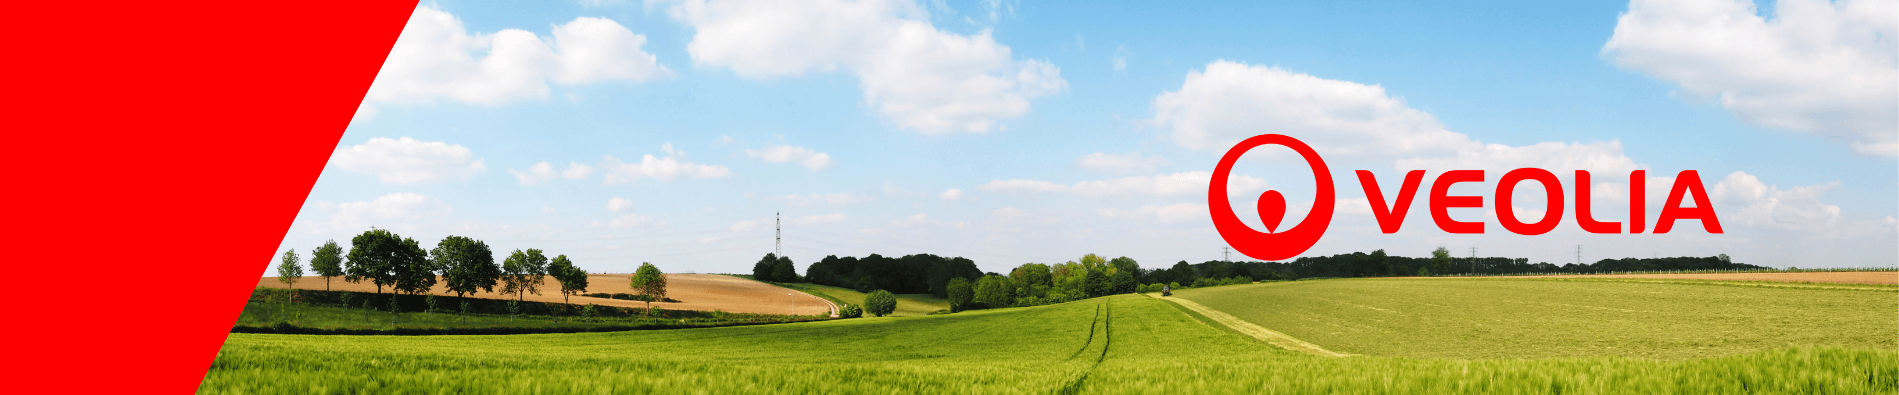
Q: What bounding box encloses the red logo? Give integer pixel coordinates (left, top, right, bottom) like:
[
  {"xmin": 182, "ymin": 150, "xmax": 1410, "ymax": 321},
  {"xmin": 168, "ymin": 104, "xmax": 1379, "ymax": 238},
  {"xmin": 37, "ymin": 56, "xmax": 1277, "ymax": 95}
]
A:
[
  {"xmin": 1208, "ymin": 134, "xmax": 1335, "ymax": 261},
  {"xmin": 1210, "ymin": 134, "xmax": 1723, "ymax": 261}
]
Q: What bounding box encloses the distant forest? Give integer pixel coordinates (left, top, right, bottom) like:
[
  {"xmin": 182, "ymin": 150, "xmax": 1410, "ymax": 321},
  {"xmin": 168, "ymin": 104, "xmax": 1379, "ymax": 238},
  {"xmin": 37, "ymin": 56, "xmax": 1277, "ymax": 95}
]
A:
[{"xmin": 772, "ymin": 250, "xmax": 1762, "ymax": 302}]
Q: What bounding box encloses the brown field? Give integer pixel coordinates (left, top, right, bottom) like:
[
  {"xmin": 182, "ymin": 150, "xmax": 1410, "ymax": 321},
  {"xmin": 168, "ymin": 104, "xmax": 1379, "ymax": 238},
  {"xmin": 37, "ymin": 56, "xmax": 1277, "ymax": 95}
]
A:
[
  {"xmin": 258, "ymin": 273, "xmax": 835, "ymax": 315},
  {"xmin": 1505, "ymin": 271, "xmax": 1896, "ymax": 285}
]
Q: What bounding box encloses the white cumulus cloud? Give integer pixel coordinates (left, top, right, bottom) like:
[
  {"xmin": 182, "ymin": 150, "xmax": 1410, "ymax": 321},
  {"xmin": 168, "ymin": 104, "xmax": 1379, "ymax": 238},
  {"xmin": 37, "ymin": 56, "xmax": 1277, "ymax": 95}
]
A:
[
  {"xmin": 599, "ymin": 144, "xmax": 732, "ymax": 184},
  {"xmin": 308, "ymin": 193, "xmax": 453, "ymax": 233},
  {"xmin": 1710, "ymin": 171, "xmax": 1842, "ymax": 231},
  {"xmin": 331, "ymin": 137, "xmax": 487, "ymax": 184},
  {"xmin": 509, "ymin": 161, "xmax": 594, "ymax": 185},
  {"xmin": 1602, "ymin": 0, "xmax": 1898, "ymax": 156},
  {"xmin": 361, "ymin": 4, "xmax": 670, "ymax": 115},
  {"xmin": 745, "ymin": 145, "xmax": 834, "ymax": 170},
  {"xmin": 764, "ymin": 192, "xmax": 874, "ymax": 206},
  {"xmin": 978, "ymin": 171, "xmax": 1267, "ymax": 199},
  {"xmin": 607, "ymin": 197, "xmax": 635, "ymax": 212},
  {"xmin": 659, "ymin": 0, "xmax": 1065, "ymax": 134},
  {"xmin": 608, "ymin": 213, "xmax": 657, "ymax": 228}
]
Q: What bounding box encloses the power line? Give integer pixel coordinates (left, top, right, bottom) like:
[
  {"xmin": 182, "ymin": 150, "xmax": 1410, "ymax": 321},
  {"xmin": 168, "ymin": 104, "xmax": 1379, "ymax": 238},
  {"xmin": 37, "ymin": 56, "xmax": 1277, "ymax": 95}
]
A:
[{"xmin": 775, "ymin": 212, "xmax": 782, "ymax": 258}]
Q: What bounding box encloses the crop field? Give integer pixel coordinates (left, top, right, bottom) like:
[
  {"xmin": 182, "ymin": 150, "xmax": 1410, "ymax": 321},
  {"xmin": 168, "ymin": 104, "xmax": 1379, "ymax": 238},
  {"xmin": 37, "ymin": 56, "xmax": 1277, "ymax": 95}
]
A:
[
  {"xmin": 203, "ymin": 293, "xmax": 1895, "ymax": 394},
  {"xmin": 258, "ymin": 273, "xmax": 830, "ymax": 315},
  {"xmin": 781, "ymin": 283, "xmax": 953, "ymax": 316},
  {"xmin": 1172, "ymin": 277, "xmax": 1898, "ymax": 359}
]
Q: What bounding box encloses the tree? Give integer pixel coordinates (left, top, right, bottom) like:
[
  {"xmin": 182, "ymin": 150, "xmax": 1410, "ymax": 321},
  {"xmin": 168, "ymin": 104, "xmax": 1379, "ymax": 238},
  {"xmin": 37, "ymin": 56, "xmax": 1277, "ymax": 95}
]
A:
[
  {"xmin": 548, "ymin": 255, "xmax": 588, "ymax": 304},
  {"xmin": 772, "ymin": 255, "xmax": 798, "ymax": 282},
  {"xmin": 276, "ymin": 249, "xmax": 303, "ymax": 289},
  {"xmin": 310, "ymin": 240, "xmax": 343, "ymax": 291},
  {"xmin": 974, "ymin": 275, "xmax": 1012, "ymax": 308},
  {"xmin": 1084, "ymin": 268, "xmax": 1110, "ymax": 298},
  {"xmin": 863, "ymin": 290, "xmax": 897, "ymax": 317},
  {"xmin": 389, "ymin": 236, "xmax": 435, "ymax": 295},
  {"xmin": 630, "ymin": 262, "xmax": 668, "ymax": 310},
  {"xmin": 1109, "ymin": 270, "xmax": 1136, "ymax": 295},
  {"xmin": 344, "ymin": 229, "xmax": 425, "ymax": 294},
  {"xmin": 1430, "ymin": 247, "xmax": 1454, "ymax": 275},
  {"xmin": 434, "ymin": 235, "xmax": 499, "ymax": 298},
  {"xmin": 500, "ymin": 249, "xmax": 548, "ymax": 301},
  {"xmin": 753, "ymin": 253, "xmax": 782, "ymax": 282},
  {"xmin": 945, "ymin": 277, "xmax": 974, "ymax": 312},
  {"xmin": 1108, "ymin": 256, "xmax": 1142, "ymax": 282}
]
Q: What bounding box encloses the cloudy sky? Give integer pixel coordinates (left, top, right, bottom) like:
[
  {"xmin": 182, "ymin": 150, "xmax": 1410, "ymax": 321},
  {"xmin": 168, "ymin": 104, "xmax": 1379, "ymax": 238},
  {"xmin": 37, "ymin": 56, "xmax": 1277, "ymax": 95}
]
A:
[{"xmin": 276, "ymin": 0, "xmax": 1897, "ymax": 275}]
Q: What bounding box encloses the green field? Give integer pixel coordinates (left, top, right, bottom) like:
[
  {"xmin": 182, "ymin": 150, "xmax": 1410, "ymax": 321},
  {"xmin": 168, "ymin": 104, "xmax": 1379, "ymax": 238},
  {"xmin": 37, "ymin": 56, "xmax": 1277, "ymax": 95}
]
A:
[
  {"xmin": 204, "ymin": 291, "xmax": 1896, "ymax": 394},
  {"xmin": 1171, "ymin": 277, "xmax": 1899, "ymax": 359},
  {"xmin": 783, "ymin": 283, "xmax": 953, "ymax": 316}
]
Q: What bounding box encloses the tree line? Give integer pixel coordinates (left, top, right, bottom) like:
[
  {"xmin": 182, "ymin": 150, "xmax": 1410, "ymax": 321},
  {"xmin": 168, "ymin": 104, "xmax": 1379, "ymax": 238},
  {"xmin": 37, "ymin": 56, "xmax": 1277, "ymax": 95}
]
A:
[{"xmin": 274, "ymin": 228, "xmax": 672, "ymax": 307}]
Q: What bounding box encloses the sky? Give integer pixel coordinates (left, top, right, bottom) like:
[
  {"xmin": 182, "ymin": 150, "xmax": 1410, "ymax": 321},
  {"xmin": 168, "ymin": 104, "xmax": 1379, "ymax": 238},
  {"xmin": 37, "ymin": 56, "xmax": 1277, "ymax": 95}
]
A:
[{"xmin": 274, "ymin": 0, "xmax": 1899, "ymax": 276}]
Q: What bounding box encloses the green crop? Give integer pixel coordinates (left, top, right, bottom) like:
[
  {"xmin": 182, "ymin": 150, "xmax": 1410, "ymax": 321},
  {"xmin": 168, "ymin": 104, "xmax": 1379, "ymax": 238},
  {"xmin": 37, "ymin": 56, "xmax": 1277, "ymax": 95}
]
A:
[
  {"xmin": 204, "ymin": 291, "xmax": 1894, "ymax": 394},
  {"xmin": 1172, "ymin": 277, "xmax": 1897, "ymax": 359}
]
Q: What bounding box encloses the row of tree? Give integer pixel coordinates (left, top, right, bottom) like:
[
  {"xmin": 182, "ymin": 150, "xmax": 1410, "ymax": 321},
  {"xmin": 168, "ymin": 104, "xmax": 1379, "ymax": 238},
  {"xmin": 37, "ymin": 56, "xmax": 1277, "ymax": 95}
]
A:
[
  {"xmin": 274, "ymin": 229, "xmax": 674, "ymax": 307},
  {"xmin": 796, "ymin": 253, "xmax": 983, "ymax": 297},
  {"xmin": 1138, "ymin": 250, "xmax": 1760, "ymax": 284}
]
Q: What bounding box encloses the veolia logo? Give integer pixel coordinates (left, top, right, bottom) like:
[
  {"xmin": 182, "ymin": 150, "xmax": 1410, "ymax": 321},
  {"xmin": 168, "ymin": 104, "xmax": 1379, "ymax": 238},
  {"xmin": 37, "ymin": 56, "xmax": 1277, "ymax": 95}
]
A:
[{"xmin": 1209, "ymin": 134, "xmax": 1724, "ymax": 261}]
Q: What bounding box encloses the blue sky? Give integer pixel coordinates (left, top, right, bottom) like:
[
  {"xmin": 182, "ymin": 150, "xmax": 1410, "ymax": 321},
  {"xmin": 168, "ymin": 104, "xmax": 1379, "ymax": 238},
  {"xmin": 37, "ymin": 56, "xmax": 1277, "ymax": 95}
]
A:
[{"xmin": 276, "ymin": 0, "xmax": 1898, "ymax": 276}]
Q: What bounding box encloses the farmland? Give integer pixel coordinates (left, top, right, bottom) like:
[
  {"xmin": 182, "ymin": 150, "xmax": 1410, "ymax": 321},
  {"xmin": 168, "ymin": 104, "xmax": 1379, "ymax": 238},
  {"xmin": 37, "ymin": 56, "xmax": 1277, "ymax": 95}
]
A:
[
  {"xmin": 258, "ymin": 273, "xmax": 831, "ymax": 315},
  {"xmin": 1172, "ymin": 277, "xmax": 1898, "ymax": 359},
  {"xmin": 204, "ymin": 291, "xmax": 1896, "ymax": 394},
  {"xmin": 780, "ymin": 282, "xmax": 953, "ymax": 316}
]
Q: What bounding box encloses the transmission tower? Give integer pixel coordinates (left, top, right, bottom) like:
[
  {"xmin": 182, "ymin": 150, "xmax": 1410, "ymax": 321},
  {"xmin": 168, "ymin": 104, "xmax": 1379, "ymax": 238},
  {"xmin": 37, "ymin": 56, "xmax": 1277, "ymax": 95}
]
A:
[
  {"xmin": 1576, "ymin": 245, "xmax": 1582, "ymax": 265},
  {"xmin": 1223, "ymin": 246, "xmax": 1231, "ymax": 262},
  {"xmin": 775, "ymin": 212, "xmax": 782, "ymax": 257},
  {"xmin": 1470, "ymin": 247, "xmax": 1477, "ymax": 274}
]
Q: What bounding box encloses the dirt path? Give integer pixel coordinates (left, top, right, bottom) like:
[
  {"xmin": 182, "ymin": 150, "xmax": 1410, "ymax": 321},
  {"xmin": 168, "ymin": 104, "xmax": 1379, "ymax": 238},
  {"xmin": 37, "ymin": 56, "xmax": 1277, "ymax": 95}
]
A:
[
  {"xmin": 1144, "ymin": 293, "xmax": 1351, "ymax": 357},
  {"xmin": 259, "ymin": 273, "xmax": 832, "ymax": 315}
]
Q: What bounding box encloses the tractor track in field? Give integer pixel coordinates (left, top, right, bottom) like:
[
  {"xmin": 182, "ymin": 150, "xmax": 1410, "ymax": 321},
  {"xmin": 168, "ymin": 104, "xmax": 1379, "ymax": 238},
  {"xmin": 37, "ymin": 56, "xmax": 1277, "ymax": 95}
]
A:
[
  {"xmin": 1146, "ymin": 293, "xmax": 1352, "ymax": 357},
  {"xmin": 1059, "ymin": 300, "xmax": 1112, "ymax": 395}
]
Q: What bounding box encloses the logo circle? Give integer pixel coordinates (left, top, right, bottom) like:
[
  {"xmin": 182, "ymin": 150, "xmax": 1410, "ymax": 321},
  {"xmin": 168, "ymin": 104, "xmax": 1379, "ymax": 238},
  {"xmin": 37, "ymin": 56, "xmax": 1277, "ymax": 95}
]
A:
[{"xmin": 1208, "ymin": 134, "xmax": 1334, "ymax": 261}]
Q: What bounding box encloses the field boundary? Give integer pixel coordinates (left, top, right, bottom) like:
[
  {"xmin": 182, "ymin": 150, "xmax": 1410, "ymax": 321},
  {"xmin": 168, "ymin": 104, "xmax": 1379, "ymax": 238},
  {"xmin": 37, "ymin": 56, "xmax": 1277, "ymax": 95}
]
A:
[{"xmin": 1144, "ymin": 293, "xmax": 1351, "ymax": 357}]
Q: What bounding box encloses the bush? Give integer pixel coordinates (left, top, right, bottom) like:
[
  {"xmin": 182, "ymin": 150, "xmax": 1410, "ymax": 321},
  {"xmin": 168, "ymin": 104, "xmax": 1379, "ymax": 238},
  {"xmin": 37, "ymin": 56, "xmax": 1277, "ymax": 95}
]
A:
[
  {"xmin": 838, "ymin": 304, "xmax": 863, "ymax": 318},
  {"xmin": 863, "ymin": 290, "xmax": 897, "ymax": 317}
]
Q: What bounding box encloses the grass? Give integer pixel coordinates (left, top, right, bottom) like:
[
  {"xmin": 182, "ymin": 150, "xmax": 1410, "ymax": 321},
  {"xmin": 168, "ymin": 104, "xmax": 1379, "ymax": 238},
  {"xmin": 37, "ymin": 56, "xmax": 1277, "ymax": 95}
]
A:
[
  {"xmin": 204, "ymin": 295, "xmax": 1896, "ymax": 394},
  {"xmin": 782, "ymin": 282, "xmax": 953, "ymax": 316},
  {"xmin": 1171, "ymin": 277, "xmax": 1898, "ymax": 359}
]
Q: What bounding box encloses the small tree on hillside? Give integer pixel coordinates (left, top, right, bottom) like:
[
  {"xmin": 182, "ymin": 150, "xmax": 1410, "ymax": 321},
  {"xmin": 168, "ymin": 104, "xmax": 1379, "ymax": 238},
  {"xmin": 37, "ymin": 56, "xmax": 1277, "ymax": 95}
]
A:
[
  {"xmin": 630, "ymin": 262, "xmax": 668, "ymax": 311},
  {"xmin": 500, "ymin": 249, "xmax": 549, "ymax": 301},
  {"xmin": 863, "ymin": 290, "xmax": 897, "ymax": 317},
  {"xmin": 945, "ymin": 277, "xmax": 973, "ymax": 312},
  {"xmin": 277, "ymin": 249, "xmax": 303, "ymax": 289},
  {"xmin": 548, "ymin": 254, "xmax": 588, "ymax": 304},
  {"xmin": 310, "ymin": 240, "xmax": 343, "ymax": 291},
  {"xmin": 753, "ymin": 253, "xmax": 781, "ymax": 282},
  {"xmin": 772, "ymin": 255, "xmax": 798, "ymax": 282}
]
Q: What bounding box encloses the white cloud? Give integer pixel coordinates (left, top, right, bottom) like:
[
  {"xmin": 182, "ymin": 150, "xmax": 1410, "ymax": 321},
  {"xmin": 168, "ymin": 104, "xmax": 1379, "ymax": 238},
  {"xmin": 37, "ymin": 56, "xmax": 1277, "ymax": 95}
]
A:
[
  {"xmin": 659, "ymin": 0, "xmax": 1066, "ymax": 134},
  {"xmin": 728, "ymin": 219, "xmax": 764, "ymax": 232},
  {"xmin": 599, "ymin": 144, "xmax": 732, "ymax": 184},
  {"xmin": 794, "ymin": 213, "xmax": 849, "ymax": 225},
  {"xmin": 361, "ymin": 5, "xmax": 670, "ymax": 113},
  {"xmin": 331, "ymin": 137, "xmax": 487, "ymax": 184},
  {"xmin": 541, "ymin": 206, "xmax": 557, "ymax": 214},
  {"xmin": 1710, "ymin": 171, "xmax": 1842, "ymax": 231},
  {"xmin": 1602, "ymin": 0, "xmax": 1898, "ymax": 156},
  {"xmin": 1077, "ymin": 151, "xmax": 1168, "ymax": 174},
  {"xmin": 939, "ymin": 188, "xmax": 970, "ymax": 201},
  {"xmin": 1096, "ymin": 203, "xmax": 1207, "ymax": 223},
  {"xmin": 1112, "ymin": 45, "xmax": 1130, "ymax": 71},
  {"xmin": 1152, "ymin": 60, "xmax": 1648, "ymax": 176},
  {"xmin": 509, "ymin": 161, "xmax": 594, "ymax": 185},
  {"xmin": 764, "ymin": 192, "xmax": 874, "ymax": 206},
  {"xmin": 745, "ymin": 145, "xmax": 835, "ymax": 170},
  {"xmin": 308, "ymin": 193, "xmax": 452, "ymax": 233},
  {"xmin": 608, "ymin": 213, "xmax": 657, "ymax": 228},
  {"xmin": 978, "ymin": 171, "xmax": 1267, "ymax": 199},
  {"xmin": 608, "ymin": 197, "xmax": 635, "ymax": 212},
  {"xmin": 1152, "ymin": 60, "xmax": 1468, "ymax": 159}
]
